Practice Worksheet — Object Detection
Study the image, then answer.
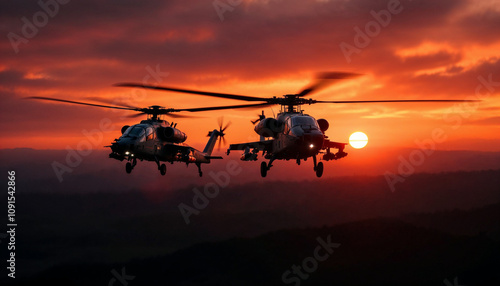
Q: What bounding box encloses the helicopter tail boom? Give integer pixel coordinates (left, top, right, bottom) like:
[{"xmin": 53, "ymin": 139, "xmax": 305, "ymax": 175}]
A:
[
  {"xmin": 203, "ymin": 129, "xmax": 221, "ymax": 155},
  {"xmin": 205, "ymin": 156, "xmax": 223, "ymax": 159}
]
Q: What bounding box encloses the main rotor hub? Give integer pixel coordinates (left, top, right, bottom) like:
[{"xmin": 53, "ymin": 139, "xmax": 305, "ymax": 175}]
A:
[
  {"xmin": 144, "ymin": 105, "xmax": 170, "ymax": 120},
  {"xmin": 149, "ymin": 105, "xmax": 165, "ymax": 110},
  {"xmin": 278, "ymin": 94, "xmax": 310, "ymax": 113}
]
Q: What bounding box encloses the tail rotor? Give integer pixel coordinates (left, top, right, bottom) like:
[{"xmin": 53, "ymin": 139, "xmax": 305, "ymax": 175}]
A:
[
  {"xmin": 207, "ymin": 117, "xmax": 231, "ymax": 150},
  {"xmin": 251, "ymin": 110, "xmax": 266, "ymax": 125}
]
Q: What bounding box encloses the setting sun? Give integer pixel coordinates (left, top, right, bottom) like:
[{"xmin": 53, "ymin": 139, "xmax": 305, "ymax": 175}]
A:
[{"xmin": 349, "ymin": 132, "xmax": 368, "ymax": 149}]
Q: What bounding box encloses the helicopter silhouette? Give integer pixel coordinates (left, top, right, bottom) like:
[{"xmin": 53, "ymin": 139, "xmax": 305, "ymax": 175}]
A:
[
  {"xmin": 29, "ymin": 96, "xmax": 239, "ymax": 176},
  {"xmin": 117, "ymin": 72, "xmax": 479, "ymax": 178}
]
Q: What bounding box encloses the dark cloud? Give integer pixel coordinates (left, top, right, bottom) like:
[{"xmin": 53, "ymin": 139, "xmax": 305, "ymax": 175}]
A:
[
  {"xmin": 0, "ymin": 0, "xmax": 492, "ymax": 82},
  {"xmin": 405, "ymin": 58, "xmax": 500, "ymax": 97},
  {"xmin": 0, "ymin": 69, "xmax": 56, "ymax": 89},
  {"xmin": 454, "ymin": 9, "xmax": 500, "ymax": 45},
  {"xmin": 399, "ymin": 51, "xmax": 462, "ymax": 71},
  {"xmin": 1, "ymin": 0, "xmax": 477, "ymax": 80}
]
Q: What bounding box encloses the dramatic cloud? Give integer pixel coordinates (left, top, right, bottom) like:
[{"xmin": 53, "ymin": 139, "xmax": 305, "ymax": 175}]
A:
[{"xmin": 1, "ymin": 0, "xmax": 499, "ymax": 151}]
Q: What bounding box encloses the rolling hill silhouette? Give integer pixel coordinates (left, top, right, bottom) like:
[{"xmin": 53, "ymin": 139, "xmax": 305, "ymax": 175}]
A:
[
  {"xmin": 9, "ymin": 210, "xmax": 500, "ymax": 285},
  {"xmin": 1, "ymin": 168, "xmax": 499, "ymax": 285}
]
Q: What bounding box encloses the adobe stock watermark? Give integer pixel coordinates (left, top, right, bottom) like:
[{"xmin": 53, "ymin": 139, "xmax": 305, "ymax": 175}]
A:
[
  {"xmin": 51, "ymin": 64, "xmax": 169, "ymax": 183},
  {"xmin": 384, "ymin": 73, "xmax": 499, "ymax": 192},
  {"xmin": 108, "ymin": 267, "xmax": 135, "ymax": 286},
  {"xmin": 444, "ymin": 276, "xmax": 465, "ymax": 286},
  {"xmin": 213, "ymin": 0, "xmax": 243, "ymax": 21},
  {"xmin": 282, "ymin": 235, "xmax": 340, "ymax": 286},
  {"xmin": 7, "ymin": 0, "xmax": 71, "ymax": 54},
  {"xmin": 178, "ymin": 160, "xmax": 242, "ymax": 224},
  {"xmin": 339, "ymin": 0, "xmax": 409, "ymax": 63}
]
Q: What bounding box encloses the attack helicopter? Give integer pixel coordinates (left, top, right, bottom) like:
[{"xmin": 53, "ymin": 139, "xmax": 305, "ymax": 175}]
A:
[
  {"xmin": 116, "ymin": 72, "xmax": 479, "ymax": 178},
  {"xmin": 29, "ymin": 96, "xmax": 238, "ymax": 176}
]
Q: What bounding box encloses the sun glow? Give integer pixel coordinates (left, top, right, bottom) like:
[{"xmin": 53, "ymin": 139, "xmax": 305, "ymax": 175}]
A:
[{"xmin": 349, "ymin": 132, "xmax": 368, "ymax": 149}]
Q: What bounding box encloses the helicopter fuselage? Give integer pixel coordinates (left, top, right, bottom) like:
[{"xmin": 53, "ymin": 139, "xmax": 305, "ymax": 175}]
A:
[
  {"xmin": 255, "ymin": 112, "xmax": 325, "ymax": 160},
  {"xmin": 108, "ymin": 118, "xmax": 223, "ymax": 176},
  {"xmin": 268, "ymin": 112, "xmax": 325, "ymax": 160},
  {"xmin": 228, "ymin": 110, "xmax": 347, "ymax": 178},
  {"xmin": 110, "ymin": 120, "xmax": 182, "ymax": 161}
]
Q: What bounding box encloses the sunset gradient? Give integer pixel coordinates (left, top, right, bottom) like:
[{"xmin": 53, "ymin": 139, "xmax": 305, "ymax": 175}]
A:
[{"xmin": 1, "ymin": 0, "xmax": 499, "ymax": 155}]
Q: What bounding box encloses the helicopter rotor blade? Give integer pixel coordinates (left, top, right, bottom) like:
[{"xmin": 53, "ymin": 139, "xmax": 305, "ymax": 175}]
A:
[
  {"xmin": 165, "ymin": 113, "xmax": 197, "ymax": 119},
  {"xmin": 215, "ymin": 116, "xmax": 230, "ymax": 151},
  {"xmin": 27, "ymin": 96, "xmax": 139, "ymax": 111},
  {"xmin": 314, "ymin": 99, "xmax": 481, "ymax": 104},
  {"xmin": 124, "ymin": 111, "xmax": 197, "ymax": 119},
  {"xmin": 27, "ymin": 96, "xmax": 272, "ymax": 119},
  {"xmin": 124, "ymin": 112, "xmax": 147, "ymax": 118},
  {"xmin": 297, "ymin": 72, "xmax": 362, "ymax": 97},
  {"xmin": 177, "ymin": 102, "xmax": 274, "ymax": 112},
  {"xmin": 222, "ymin": 121, "xmax": 232, "ymax": 132},
  {"xmin": 84, "ymin": 96, "xmax": 142, "ymax": 109},
  {"xmin": 218, "ymin": 117, "xmax": 223, "ymax": 129},
  {"xmin": 115, "ymin": 83, "xmax": 266, "ymax": 102}
]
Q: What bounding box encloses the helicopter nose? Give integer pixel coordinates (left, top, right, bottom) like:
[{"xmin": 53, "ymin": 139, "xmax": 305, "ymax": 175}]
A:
[
  {"xmin": 302, "ymin": 133, "xmax": 324, "ymax": 151},
  {"xmin": 111, "ymin": 140, "xmax": 135, "ymax": 154}
]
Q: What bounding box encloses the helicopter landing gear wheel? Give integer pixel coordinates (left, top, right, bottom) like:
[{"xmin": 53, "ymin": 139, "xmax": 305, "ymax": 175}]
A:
[
  {"xmin": 315, "ymin": 162, "xmax": 324, "ymax": 178},
  {"xmin": 125, "ymin": 162, "xmax": 133, "ymax": 174},
  {"xmin": 160, "ymin": 164, "xmax": 166, "ymax": 176},
  {"xmin": 260, "ymin": 161, "xmax": 267, "ymax": 178}
]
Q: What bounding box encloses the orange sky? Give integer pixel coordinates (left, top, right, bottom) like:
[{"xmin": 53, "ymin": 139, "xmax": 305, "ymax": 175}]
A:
[{"xmin": 1, "ymin": 0, "xmax": 500, "ymax": 154}]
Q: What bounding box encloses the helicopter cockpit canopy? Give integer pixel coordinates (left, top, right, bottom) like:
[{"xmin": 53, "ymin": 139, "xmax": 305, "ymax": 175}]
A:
[
  {"xmin": 291, "ymin": 116, "xmax": 319, "ymax": 130},
  {"xmin": 122, "ymin": 125, "xmax": 147, "ymax": 140}
]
